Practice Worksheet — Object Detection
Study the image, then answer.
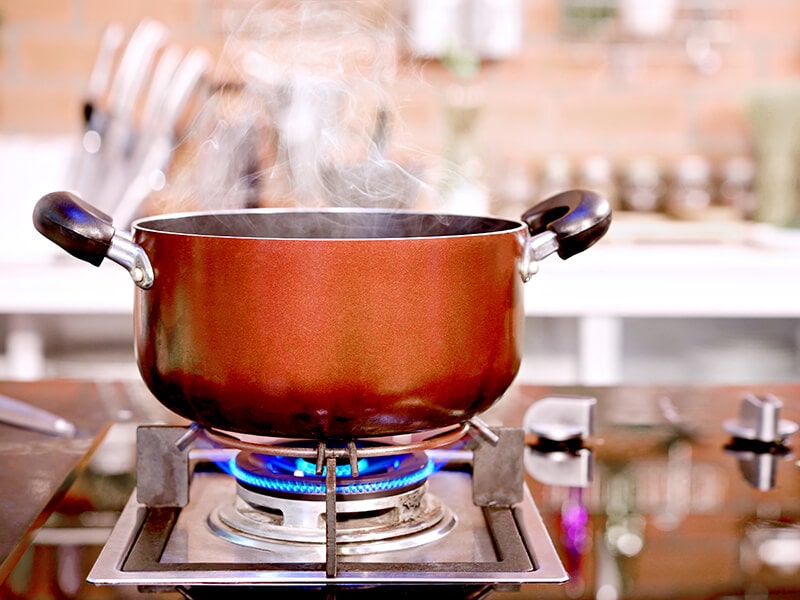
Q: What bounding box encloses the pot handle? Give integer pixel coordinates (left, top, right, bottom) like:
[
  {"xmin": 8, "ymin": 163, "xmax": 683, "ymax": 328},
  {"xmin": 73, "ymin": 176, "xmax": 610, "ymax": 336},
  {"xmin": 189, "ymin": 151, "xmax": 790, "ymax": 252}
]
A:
[
  {"xmin": 522, "ymin": 189, "xmax": 611, "ymax": 260},
  {"xmin": 32, "ymin": 191, "xmax": 154, "ymax": 289}
]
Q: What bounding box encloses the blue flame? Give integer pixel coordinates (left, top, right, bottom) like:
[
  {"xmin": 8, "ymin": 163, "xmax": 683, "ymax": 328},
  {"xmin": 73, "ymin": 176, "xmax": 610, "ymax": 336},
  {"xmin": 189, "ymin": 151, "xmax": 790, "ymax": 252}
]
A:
[
  {"xmin": 221, "ymin": 453, "xmax": 438, "ymax": 496},
  {"xmin": 290, "ymin": 457, "xmax": 370, "ymax": 478}
]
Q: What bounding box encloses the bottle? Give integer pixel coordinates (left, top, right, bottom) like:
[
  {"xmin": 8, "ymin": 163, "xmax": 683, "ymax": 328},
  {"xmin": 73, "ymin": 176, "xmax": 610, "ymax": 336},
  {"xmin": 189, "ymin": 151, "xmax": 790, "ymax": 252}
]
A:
[
  {"xmin": 621, "ymin": 157, "xmax": 663, "ymax": 212},
  {"xmin": 718, "ymin": 156, "xmax": 756, "ymax": 219},
  {"xmin": 538, "ymin": 155, "xmax": 573, "ymax": 199},
  {"xmin": 665, "ymin": 155, "xmax": 712, "ymax": 220},
  {"xmin": 579, "ymin": 155, "xmax": 618, "ymax": 209}
]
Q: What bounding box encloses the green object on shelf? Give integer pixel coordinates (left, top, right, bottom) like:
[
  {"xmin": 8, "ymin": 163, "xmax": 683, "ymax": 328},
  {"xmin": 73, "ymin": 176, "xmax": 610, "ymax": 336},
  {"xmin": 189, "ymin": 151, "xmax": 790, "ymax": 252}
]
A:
[
  {"xmin": 746, "ymin": 81, "xmax": 800, "ymax": 228},
  {"xmin": 440, "ymin": 45, "xmax": 481, "ymax": 80}
]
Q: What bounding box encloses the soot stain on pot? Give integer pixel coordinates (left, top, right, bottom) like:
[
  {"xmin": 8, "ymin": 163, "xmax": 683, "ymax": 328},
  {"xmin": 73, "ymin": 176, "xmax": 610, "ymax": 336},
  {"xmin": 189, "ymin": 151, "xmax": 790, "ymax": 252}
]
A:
[
  {"xmin": 286, "ymin": 410, "xmax": 323, "ymax": 438},
  {"xmin": 188, "ymin": 392, "xmax": 227, "ymax": 423},
  {"xmin": 144, "ymin": 373, "xmax": 197, "ymax": 422},
  {"xmin": 286, "ymin": 412, "xmax": 357, "ymax": 439},
  {"xmin": 290, "ymin": 412, "xmax": 312, "ymax": 423},
  {"xmin": 145, "ymin": 372, "xmax": 237, "ymax": 430}
]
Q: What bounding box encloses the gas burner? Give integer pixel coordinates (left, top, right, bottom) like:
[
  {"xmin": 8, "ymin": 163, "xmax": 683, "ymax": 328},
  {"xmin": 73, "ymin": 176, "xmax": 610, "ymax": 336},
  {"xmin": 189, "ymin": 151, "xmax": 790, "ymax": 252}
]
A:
[
  {"xmin": 88, "ymin": 423, "xmax": 567, "ymax": 590},
  {"xmin": 208, "ymin": 449, "xmax": 455, "ymax": 552},
  {"xmin": 228, "ymin": 448, "xmax": 435, "ymax": 499},
  {"xmin": 201, "ymin": 422, "xmax": 471, "ymax": 468}
]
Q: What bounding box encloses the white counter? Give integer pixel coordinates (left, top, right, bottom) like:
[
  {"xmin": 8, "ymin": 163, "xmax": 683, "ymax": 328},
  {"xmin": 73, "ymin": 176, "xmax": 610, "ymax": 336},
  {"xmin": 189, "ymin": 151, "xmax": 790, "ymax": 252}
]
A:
[{"xmin": 525, "ymin": 228, "xmax": 800, "ymax": 318}]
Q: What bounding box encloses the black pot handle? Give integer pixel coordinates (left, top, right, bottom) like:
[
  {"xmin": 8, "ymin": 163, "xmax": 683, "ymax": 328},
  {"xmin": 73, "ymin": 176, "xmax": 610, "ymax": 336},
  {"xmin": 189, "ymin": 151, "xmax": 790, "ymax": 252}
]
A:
[
  {"xmin": 33, "ymin": 191, "xmax": 115, "ymax": 266},
  {"xmin": 521, "ymin": 189, "xmax": 612, "ymax": 259},
  {"xmin": 33, "ymin": 191, "xmax": 154, "ymax": 288}
]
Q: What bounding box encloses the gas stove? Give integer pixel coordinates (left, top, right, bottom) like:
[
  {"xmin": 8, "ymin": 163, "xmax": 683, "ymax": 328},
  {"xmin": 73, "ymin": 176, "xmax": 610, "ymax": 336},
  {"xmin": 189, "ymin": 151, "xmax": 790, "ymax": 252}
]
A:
[
  {"xmin": 89, "ymin": 420, "xmax": 567, "ymax": 596},
  {"xmin": 2, "ymin": 381, "xmax": 799, "ymax": 600}
]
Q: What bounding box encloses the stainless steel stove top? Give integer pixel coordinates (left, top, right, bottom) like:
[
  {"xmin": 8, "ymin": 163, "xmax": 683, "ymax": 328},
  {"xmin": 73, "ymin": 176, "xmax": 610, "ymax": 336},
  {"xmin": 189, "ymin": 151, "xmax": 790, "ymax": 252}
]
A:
[{"xmin": 89, "ymin": 425, "xmax": 567, "ymax": 593}]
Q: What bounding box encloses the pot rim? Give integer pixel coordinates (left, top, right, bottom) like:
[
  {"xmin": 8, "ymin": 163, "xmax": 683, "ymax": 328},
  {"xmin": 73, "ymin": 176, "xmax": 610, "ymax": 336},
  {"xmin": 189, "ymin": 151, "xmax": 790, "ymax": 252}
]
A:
[{"xmin": 131, "ymin": 206, "xmax": 527, "ymax": 241}]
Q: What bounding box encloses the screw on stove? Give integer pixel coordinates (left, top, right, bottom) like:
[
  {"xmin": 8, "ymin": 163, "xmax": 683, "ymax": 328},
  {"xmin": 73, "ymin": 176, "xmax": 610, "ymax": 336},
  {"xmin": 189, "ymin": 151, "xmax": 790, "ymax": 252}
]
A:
[
  {"xmin": 522, "ymin": 396, "xmax": 596, "ymax": 488},
  {"xmin": 722, "ymin": 393, "xmax": 798, "ymax": 490}
]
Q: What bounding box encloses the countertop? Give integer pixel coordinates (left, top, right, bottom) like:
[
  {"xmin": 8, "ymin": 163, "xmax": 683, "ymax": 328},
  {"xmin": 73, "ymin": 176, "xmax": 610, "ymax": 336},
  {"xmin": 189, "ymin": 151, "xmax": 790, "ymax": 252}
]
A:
[
  {"xmin": 490, "ymin": 382, "xmax": 800, "ymax": 599},
  {"xmin": 1, "ymin": 380, "xmax": 798, "ymax": 599},
  {"xmin": 0, "ymin": 379, "xmax": 173, "ymax": 582},
  {"xmin": 0, "ymin": 381, "xmax": 112, "ymax": 580}
]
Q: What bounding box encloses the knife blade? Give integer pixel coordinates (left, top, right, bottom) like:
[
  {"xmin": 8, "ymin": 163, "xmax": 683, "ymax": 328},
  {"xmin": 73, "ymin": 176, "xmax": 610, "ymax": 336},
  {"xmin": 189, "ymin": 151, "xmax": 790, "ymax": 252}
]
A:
[{"xmin": 0, "ymin": 393, "xmax": 78, "ymax": 438}]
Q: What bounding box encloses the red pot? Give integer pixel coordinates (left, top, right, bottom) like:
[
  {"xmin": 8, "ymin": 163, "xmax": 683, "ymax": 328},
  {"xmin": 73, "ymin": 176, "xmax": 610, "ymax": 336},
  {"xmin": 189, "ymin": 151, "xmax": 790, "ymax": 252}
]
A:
[{"xmin": 33, "ymin": 190, "xmax": 610, "ymax": 439}]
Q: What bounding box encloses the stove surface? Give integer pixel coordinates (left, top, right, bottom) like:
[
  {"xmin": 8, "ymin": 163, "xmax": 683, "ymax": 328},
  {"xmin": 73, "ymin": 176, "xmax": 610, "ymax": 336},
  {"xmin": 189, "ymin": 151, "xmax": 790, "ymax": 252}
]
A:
[{"xmin": 90, "ymin": 463, "xmax": 566, "ymax": 588}]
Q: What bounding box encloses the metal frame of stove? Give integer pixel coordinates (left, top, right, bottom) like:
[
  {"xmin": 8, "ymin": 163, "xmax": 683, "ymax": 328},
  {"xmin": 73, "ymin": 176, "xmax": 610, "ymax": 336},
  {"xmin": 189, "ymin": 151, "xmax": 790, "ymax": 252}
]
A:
[{"xmin": 89, "ymin": 423, "xmax": 567, "ymax": 592}]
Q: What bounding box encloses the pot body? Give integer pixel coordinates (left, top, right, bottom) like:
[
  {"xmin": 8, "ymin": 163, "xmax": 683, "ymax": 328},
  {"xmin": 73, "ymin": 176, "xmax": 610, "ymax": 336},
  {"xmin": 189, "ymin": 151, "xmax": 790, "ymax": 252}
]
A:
[
  {"xmin": 132, "ymin": 210, "xmax": 527, "ymax": 438},
  {"xmin": 34, "ymin": 189, "xmax": 612, "ymax": 440}
]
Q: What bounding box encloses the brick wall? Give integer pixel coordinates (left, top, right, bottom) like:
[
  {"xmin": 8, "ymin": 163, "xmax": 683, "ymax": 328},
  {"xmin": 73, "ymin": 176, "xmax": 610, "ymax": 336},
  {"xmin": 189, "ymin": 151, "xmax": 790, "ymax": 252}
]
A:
[
  {"xmin": 0, "ymin": 0, "xmax": 217, "ymax": 133},
  {"xmin": 2, "ymin": 0, "xmax": 800, "ymax": 213}
]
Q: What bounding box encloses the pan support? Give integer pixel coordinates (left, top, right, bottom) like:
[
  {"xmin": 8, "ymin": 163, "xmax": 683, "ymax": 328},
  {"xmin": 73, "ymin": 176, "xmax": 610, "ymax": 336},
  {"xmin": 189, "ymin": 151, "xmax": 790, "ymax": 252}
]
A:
[{"xmin": 135, "ymin": 422, "xmax": 526, "ymax": 578}]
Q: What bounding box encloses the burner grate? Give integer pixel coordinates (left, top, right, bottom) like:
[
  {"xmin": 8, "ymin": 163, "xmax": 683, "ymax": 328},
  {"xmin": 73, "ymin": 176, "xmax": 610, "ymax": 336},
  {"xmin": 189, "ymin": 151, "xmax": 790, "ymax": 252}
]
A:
[
  {"xmin": 89, "ymin": 424, "xmax": 567, "ymax": 590},
  {"xmin": 120, "ymin": 476, "xmax": 536, "ymax": 576}
]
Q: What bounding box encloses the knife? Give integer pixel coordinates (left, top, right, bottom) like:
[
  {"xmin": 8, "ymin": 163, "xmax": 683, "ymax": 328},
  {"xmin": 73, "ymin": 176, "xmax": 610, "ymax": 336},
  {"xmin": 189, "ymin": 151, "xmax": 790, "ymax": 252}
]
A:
[
  {"xmin": 112, "ymin": 46, "xmax": 212, "ymax": 227},
  {"xmin": 0, "ymin": 393, "xmax": 78, "ymax": 438},
  {"xmin": 83, "ymin": 23, "xmax": 125, "ymax": 145}
]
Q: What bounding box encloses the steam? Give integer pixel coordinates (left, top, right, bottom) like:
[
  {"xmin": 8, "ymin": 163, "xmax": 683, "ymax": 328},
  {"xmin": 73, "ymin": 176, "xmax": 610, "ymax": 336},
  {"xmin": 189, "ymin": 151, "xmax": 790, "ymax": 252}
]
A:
[{"xmin": 154, "ymin": 0, "xmax": 438, "ymax": 216}]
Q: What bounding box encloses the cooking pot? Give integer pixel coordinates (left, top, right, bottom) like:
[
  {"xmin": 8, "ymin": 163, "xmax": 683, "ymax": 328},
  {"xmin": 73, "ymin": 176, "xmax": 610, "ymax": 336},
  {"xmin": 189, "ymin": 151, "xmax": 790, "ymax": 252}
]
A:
[{"xmin": 33, "ymin": 190, "xmax": 611, "ymax": 439}]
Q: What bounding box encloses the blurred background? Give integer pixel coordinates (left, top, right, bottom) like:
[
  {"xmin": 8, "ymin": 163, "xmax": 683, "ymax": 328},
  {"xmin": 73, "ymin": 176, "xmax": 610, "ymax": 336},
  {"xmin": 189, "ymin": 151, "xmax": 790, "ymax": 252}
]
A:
[
  {"xmin": 2, "ymin": 1, "xmax": 799, "ymax": 161},
  {"xmin": 0, "ymin": 0, "xmax": 799, "ymax": 385},
  {"xmin": 4, "ymin": 7, "xmax": 800, "ymax": 600}
]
